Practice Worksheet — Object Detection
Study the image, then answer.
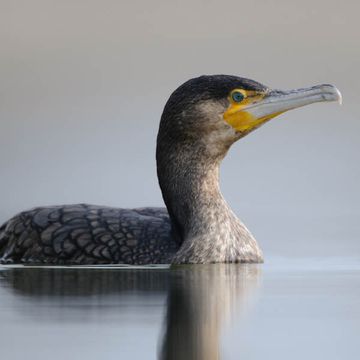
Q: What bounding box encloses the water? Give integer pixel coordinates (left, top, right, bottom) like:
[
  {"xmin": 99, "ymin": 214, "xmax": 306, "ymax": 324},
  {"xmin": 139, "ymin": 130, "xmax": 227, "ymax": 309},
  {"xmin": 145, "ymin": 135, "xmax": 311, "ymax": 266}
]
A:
[{"xmin": 0, "ymin": 259, "xmax": 359, "ymax": 360}]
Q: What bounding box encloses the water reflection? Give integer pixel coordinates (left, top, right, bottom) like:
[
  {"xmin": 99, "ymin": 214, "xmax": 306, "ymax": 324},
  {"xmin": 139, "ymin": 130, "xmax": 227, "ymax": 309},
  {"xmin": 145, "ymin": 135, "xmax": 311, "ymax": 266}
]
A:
[
  {"xmin": 160, "ymin": 265, "xmax": 260, "ymax": 360},
  {"xmin": 0, "ymin": 265, "xmax": 260, "ymax": 359},
  {"xmin": 0, "ymin": 267, "xmax": 169, "ymax": 296}
]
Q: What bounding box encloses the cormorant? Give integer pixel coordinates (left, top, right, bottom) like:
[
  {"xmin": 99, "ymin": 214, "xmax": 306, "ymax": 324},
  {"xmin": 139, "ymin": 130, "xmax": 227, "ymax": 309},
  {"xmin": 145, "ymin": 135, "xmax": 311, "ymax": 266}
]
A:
[{"xmin": 0, "ymin": 75, "xmax": 341, "ymax": 265}]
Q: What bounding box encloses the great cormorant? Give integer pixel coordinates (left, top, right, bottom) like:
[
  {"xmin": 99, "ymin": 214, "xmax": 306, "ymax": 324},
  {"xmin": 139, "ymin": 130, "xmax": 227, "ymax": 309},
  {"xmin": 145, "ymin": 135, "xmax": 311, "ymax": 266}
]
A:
[{"xmin": 0, "ymin": 75, "xmax": 341, "ymax": 265}]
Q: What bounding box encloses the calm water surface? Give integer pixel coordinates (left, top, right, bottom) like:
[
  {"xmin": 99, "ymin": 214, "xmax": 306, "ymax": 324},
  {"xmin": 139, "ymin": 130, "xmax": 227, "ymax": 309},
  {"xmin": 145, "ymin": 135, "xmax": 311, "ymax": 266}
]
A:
[{"xmin": 0, "ymin": 258, "xmax": 359, "ymax": 360}]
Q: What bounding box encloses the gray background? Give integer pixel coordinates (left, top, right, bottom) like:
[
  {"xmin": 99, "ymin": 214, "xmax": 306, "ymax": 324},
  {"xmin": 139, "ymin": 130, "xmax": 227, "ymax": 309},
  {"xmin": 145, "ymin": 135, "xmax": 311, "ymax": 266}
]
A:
[{"xmin": 0, "ymin": 0, "xmax": 359, "ymax": 258}]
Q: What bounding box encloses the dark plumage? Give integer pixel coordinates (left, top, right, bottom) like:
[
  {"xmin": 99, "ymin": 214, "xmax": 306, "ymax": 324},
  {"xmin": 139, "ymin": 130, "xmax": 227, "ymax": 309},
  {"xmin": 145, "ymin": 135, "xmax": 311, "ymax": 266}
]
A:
[
  {"xmin": 0, "ymin": 75, "xmax": 341, "ymax": 264},
  {"xmin": 0, "ymin": 204, "xmax": 177, "ymax": 264}
]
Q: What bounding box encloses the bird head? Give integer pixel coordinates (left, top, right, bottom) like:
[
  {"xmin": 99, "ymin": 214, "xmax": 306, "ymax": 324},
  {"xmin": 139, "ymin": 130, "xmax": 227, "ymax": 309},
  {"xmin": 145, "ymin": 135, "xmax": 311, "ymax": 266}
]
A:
[{"xmin": 158, "ymin": 75, "xmax": 341, "ymax": 158}]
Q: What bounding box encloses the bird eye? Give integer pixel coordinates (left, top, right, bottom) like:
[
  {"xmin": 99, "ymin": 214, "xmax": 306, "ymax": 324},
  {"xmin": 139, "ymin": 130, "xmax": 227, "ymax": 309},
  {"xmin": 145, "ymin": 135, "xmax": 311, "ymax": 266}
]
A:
[{"xmin": 231, "ymin": 91, "xmax": 245, "ymax": 103}]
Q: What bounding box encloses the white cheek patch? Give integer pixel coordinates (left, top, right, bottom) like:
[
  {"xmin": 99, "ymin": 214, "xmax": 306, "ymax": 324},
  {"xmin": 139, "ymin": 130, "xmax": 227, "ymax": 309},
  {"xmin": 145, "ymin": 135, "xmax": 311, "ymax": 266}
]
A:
[
  {"xmin": 193, "ymin": 100, "xmax": 238, "ymax": 155},
  {"xmin": 195, "ymin": 100, "xmax": 226, "ymax": 124}
]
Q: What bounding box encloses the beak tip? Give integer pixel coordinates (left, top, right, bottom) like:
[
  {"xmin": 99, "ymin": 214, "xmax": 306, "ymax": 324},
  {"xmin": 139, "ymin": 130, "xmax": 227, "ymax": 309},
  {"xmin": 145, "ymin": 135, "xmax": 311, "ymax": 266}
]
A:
[
  {"xmin": 322, "ymin": 84, "xmax": 342, "ymax": 105},
  {"xmin": 336, "ymin": 88, "xmax": 343, "ymax": 105}
]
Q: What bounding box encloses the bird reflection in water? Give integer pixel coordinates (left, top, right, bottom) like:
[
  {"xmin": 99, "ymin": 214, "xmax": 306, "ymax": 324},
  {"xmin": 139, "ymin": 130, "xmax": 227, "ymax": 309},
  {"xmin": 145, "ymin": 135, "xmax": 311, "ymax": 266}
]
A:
[
  {"xmin": 0, "ymin": 264, "xmax": 260, "ymax": 359},
  {"xmin": 160, "ymin": 265, "xmax": 260, "ymax": 360}
]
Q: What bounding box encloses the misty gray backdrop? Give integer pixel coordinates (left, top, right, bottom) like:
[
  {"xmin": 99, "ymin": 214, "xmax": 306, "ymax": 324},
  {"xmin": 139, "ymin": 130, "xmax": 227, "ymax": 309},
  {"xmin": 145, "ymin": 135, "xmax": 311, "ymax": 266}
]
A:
[{"xmin": 0, "ymin": 0, "xmax": 359, "ymax": 258}]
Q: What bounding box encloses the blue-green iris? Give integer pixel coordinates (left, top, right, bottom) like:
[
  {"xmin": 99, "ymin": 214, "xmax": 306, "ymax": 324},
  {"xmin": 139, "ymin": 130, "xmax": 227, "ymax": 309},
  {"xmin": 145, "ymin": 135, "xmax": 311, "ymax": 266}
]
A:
[{"xmin": 232, "ymin": 91, "xmax": 244, "ymax": 103}]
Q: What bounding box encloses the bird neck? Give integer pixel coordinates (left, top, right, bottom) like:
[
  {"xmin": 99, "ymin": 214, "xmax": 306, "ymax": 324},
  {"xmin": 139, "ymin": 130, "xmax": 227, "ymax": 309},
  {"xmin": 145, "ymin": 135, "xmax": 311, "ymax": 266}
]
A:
[{"xmin": 156, "ymin": 140, "xmax": 263, "ymax": 264}]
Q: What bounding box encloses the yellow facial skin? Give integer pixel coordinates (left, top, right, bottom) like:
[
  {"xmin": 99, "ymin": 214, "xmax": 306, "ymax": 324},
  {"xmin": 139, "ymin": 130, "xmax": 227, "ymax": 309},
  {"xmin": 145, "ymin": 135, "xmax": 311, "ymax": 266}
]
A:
[{"xmin": 223, "ymin": 89, "xmax": 281, "ymax": 133}]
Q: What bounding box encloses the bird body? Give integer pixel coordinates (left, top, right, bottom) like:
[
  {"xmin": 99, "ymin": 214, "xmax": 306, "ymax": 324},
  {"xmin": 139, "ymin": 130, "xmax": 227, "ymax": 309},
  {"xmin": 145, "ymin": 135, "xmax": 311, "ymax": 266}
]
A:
[
  {"xmin": 0, "ymin": 75, "xmax": 341, "ymax": 265},
  {"xmin": 0, "ymin": 204, "xmax": 177, "ymax": 264}
]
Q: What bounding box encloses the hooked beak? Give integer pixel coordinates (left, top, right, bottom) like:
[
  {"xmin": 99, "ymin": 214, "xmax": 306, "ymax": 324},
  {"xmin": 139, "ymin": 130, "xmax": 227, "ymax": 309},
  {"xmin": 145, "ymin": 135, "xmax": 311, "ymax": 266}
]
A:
[
  {"xmin": 224, "ymin": 84, "xmax": 342, "ymax": 133},
  {"xmin": 246, "ymin": 84, "xmax": 342, "ymax": 120}
]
